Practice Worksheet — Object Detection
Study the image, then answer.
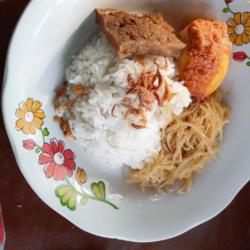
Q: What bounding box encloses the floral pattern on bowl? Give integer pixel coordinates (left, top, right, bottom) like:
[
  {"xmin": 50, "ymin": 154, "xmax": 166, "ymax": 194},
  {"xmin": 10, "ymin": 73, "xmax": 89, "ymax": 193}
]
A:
[
  {"xmin": 15, "ymin": 98, "xmax": 118, "ymax": 210},
  {"xmin": 223, "ymin": 0, "xmax": 250, "ymax": 66}
]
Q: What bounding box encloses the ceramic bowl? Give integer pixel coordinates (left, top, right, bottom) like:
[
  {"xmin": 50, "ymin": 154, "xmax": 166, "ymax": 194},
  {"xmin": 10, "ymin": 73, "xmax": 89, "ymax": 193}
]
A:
[{"xmin": 2, "ymin": 0, "xmax": 250, "ymax": 242}]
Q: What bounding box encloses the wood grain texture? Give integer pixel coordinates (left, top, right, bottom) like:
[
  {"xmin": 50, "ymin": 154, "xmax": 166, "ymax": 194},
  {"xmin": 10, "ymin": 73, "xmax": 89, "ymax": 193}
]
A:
[{"xmin": 0, "ymin": 1, "xmax": 249, "ymax": 249}]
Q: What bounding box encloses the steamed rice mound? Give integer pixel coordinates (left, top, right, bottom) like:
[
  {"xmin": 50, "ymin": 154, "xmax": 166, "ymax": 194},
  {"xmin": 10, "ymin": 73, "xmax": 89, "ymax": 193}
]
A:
[{"xmin": 55, "ymin": 33, "xmax": 191, "ymax": 169}]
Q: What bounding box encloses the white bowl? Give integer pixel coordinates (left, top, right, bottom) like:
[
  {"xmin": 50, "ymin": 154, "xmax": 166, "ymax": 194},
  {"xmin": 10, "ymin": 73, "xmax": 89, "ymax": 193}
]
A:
[{"xmin": 2, "ymin": 0, "xmax": 250, "ymax": 242}]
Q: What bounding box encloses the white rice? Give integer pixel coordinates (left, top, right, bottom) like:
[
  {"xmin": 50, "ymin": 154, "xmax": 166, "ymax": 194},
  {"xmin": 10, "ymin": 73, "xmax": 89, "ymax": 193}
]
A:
[{"xmin": 58, "ymin": 32, "xmax": 191, "ymax": 169}]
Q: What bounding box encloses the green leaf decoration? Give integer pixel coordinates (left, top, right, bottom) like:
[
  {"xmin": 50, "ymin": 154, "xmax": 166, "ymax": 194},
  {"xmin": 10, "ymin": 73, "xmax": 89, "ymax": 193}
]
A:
[
  {"xmin": 68, "ymin": 192, "xmax": 78, "ymax": 210},
  {"xmin": 35, "ymin": 147, "xmax": 42, "ymax": 154},
  {"xmin": 55, "ymin": 185, "xmax": 77, "ymax": 211},
  {"xmin": 91, "ymin": 181, "xmax": 106, "ymax": 200},
  {"xmin": 247, "ymin": 61, "xmax": 250, "ymax": 67},
  {"xmin": 56, "ymin": 185, "xmax": 72, "ymax": 196},
  {"xmin": 223, "ymin": 7, "xmax": 229, "ymax": 13},
  {"xmin": 80, "ymin": 196, "xmax": 88, "ymax": 206},
  {"xmin": 42, "ymin": 127, "xmax": 50, "ymax": 136}
]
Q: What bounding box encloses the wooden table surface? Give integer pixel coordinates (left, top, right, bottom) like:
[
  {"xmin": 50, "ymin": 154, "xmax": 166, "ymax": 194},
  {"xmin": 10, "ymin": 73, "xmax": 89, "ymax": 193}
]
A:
[{"xmin": 1, "ymin": 1, "xmax": 250, "ymax": 249}]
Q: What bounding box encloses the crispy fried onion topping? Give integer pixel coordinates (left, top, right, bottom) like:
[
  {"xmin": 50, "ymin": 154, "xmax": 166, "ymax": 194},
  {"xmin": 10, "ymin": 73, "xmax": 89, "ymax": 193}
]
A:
[{"xmin": 113, "ymin": 63, "xmax": 169, "ymax": 129}]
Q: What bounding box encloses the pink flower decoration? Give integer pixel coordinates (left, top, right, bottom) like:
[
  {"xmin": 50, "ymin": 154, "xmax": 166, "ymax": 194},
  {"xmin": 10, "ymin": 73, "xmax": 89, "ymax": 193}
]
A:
[
  {"xmin": 23, "ymin": 139, "xmax": 36, "ymax": 150},
  {"xmin": 225, "ymin": 0, "xmax": 233, "ymax": 4},
  {"xmin": 233, "ymin": 51, "xmax": 248, "ymax": 62},
  {"xmin": 39, "ymin": 139, "xmax": 76, "ymax": 180}
]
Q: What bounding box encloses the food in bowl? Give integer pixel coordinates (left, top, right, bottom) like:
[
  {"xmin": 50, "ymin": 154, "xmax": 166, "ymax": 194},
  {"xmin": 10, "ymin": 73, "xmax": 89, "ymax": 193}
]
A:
[
  {"xmin": 95, "ymin": 9, "xmax": 186, "ymax": 58},
  {"xmin": 54, "ymin": 33, "xmax": 190, "ymax": 169},
  {"xmin": 54, "ymin": 9, "xmax": 231, "ymax": 193},
  {"xmin": 178, "ymin": 19, "xmax": 232, "ymax": 98}
]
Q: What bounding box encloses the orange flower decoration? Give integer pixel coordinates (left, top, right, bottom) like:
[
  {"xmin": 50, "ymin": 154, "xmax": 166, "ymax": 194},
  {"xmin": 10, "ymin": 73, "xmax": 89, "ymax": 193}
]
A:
[
  {"xmin": 76, "ymin": 168, "xmax": 87, "ymax": 185},
  {"xmin": 227, "ymin": 12, "xmax": 250, "ymax": 46},
  {"xmin": 16, "ymin": 98, "xmax": 45, "ymax": 134}
]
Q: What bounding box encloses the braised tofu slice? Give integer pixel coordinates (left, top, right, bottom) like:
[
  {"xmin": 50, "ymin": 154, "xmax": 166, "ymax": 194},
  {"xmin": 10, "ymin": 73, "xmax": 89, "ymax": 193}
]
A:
[{"xmin": 96, "ymin": 8, "xmax": 186, "ymax": 58}]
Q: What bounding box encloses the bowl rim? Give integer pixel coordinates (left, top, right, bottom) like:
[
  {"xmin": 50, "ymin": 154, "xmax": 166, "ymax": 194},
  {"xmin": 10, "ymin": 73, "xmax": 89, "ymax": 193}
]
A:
[{"xmin": 2, "ymin": 0, "xmax": 250, "ymax": 242}]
